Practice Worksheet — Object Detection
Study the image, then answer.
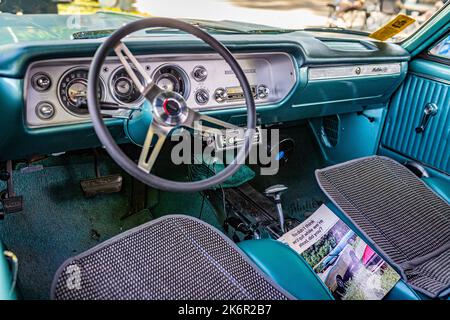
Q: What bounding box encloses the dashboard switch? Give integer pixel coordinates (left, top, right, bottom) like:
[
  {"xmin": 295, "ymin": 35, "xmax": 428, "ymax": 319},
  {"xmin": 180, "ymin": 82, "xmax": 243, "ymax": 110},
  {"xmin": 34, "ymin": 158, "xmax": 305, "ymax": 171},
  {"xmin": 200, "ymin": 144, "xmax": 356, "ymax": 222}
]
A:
[
  {"xmin": 214, "ymin": 88, "xmax": 227, "ymax": 103},
  {"xmin": 195, "ymin": 89, "xmax": 209, "ymax": 105},
  {"xmin": 192, "ymin": 66, "xmax": 208, "ymax": 82},
  {"xmin": 257, "ymin": 85, "xmax": 270, "ymax": 99},
  {"xmin": 31, "ymin": 73, "xmax": 52, "ymax": 92},
  {"xmin": 36, "ymin": 102, "xmax": 55, "ymax": 120}
]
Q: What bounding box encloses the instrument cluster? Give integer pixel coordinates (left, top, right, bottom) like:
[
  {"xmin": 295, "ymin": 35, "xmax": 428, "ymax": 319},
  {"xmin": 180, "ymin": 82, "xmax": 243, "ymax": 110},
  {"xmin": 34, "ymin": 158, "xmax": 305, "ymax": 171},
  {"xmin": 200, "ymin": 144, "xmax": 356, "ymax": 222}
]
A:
[{"xmin": 25, "ymin": 52, "xmax": 296, "ymax": 128}]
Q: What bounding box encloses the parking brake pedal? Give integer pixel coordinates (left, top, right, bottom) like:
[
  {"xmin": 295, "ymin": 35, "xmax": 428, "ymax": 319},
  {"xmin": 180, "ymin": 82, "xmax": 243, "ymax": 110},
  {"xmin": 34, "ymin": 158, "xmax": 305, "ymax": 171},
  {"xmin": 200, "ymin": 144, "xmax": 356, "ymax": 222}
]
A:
[
  {"xmin": 0, "ymin": 160, "xmax": 23, "ymax": 219},
  {"xmin": 80, "ymin": 150, "xmax": 122, "ymax": 198}
]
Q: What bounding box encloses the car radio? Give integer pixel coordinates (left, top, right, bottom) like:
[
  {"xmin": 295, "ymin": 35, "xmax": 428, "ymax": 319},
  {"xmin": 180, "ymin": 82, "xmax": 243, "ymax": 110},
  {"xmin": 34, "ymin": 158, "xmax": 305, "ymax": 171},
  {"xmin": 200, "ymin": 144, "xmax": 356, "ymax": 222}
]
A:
[{"xmin": 213, "ymin": 85, "xmax": 269, "ymax": 103}]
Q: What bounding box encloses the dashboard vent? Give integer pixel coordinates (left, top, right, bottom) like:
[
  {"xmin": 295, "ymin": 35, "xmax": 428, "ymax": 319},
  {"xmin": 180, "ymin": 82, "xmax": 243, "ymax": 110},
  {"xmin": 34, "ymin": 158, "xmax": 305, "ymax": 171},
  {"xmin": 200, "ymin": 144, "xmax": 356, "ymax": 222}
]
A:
[{"xmin": 322, "ymin": 40, "xmax": 375, "ymax": 52}]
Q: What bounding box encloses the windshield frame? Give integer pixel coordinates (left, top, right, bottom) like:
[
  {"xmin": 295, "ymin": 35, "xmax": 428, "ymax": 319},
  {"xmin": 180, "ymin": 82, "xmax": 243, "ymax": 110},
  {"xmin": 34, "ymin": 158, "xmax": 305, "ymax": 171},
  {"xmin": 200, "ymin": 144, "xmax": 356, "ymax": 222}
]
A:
[{"xmin": 400, "ymin": 1, "xmax": 450, "ymax": 52}]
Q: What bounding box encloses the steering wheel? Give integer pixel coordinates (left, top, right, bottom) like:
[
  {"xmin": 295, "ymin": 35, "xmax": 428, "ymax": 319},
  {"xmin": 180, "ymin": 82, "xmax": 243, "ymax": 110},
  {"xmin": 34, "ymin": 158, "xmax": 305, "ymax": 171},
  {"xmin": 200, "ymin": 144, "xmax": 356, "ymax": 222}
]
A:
[{"xmin": 87, "ymin": 18, "xmax": 256, "ymax": 192}]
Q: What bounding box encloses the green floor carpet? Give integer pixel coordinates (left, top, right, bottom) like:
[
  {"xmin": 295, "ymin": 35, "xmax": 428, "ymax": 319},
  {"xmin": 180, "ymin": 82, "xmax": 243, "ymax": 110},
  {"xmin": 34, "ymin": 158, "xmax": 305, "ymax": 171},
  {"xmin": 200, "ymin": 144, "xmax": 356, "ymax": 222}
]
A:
[
  {"xmin": 0, "ymin": 152, "xmax": 223, "ymax": 299},
  {"xmin": 0, "ymin": 161, "xmax": 140, "ymax": 299},
  {"xmin": 0, "ymin": 124, "xmax": 324, "ymax": 299}
]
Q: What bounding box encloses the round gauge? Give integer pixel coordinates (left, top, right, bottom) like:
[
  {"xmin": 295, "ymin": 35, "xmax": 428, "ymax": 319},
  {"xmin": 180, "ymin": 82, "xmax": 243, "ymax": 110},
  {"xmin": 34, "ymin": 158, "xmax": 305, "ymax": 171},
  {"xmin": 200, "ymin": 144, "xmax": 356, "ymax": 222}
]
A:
[
  {"xmin": 153, "ymin": 64, "xmax": 190, "ymax": 99},
  {"xmin": 110, "ymin": 67, "xmax": 143, "ymax": 105},
  {"xmin": 58, "ymin": 67, "xmax": 104, "ymax": 116}
]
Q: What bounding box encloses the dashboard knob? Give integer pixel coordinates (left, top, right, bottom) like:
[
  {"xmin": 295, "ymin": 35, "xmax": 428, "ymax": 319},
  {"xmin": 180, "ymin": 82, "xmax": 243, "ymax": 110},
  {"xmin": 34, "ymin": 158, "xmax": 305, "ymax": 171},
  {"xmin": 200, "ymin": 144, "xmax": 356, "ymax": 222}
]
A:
[
  {"xmin": 257, "ymin": 85, "xmax": 270, "ymax": 99},
  {"xmin": 192, "ymin": 66, "xmax": 208, "ymax": 82},
  {"xmin": 36, "ymin": 102, "xmax": 55, "ymax": 120},
  {"xmin": 195, "ymin": 89, "xmax": 209, "ymax": 105},
  {"xmin": 214, "ymin": 88, "xmax": 227, "ymax": 103},
  {"xmin": 31, "ymin": 73, "xmax": 52, "ymax": 92}
]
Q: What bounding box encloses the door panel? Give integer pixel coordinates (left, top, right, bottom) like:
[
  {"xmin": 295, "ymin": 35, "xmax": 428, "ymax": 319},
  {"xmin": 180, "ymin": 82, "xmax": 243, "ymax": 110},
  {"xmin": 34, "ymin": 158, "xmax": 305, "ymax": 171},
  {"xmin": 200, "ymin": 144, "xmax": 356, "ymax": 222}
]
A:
[{"xmin": 381, "ymin": 60, "xmax": 449, "ymax": 174}]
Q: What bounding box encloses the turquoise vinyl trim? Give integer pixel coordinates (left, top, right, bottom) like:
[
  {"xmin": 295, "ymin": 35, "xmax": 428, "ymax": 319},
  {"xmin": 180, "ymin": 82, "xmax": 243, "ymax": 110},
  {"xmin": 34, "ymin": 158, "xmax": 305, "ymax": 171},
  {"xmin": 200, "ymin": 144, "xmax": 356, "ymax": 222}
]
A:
[
  {"xmin": 0, "ymin": 77, "xmax": 128, "ymax": 161},
  {"xmin": 0, "ymin": 46, "xmax": 408, "ymax": 160},
  {"xmin": 238, "ymin": 239, "xmax": 334, "ymax": 300},
  {"xmin": 409, "ymin": 59, "xmax": 450, "ymax": 82},
  {"xmin": 422, "ymin": 176, "xmax": 450, "ymax": 204},
  {"xmin": 0, "ymin": 32, "xmax": 409, "ymax": 78},
  {"xmin": 384, "ymin": 280, "xmax": 421, "ymax": 300},
  {"xmin": 124, "ymin": 101, "xmax": 153, "ymax": 146},
  {"xmin": 0, "ymin": 241, "xmax": 16, "ymax": 300},
  {"xmin": 381, "ymin": 71, "xmax": 449, "ymax": 173},
  {"xmin": 294, "ymin": 63, "xmax": 408, "ymax": 108},
  {"xmin": 309, "ymin": 106, "xmax": 388, "ymax": 165},
  {"xmin": 0, "ymin": 41, "xmax": 306, "ymax": 78},
  {"xmin": 378, "ymin": 146, "xmax": 450, "ymax": 180},
  {"xmin": 402, "ymin": 2, "xmax": 450, "ymax": 57}
]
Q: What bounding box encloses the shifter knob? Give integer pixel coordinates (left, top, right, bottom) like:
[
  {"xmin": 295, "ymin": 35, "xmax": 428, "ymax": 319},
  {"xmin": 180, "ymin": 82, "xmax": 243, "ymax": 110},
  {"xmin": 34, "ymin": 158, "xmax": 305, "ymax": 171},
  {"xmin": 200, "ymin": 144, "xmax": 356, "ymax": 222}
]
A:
[
  {"xmin": 265, "ymin": 184, "xmax": 288, "ymax": 233},
  {"xmin": 264, "ymin": 184, "xmax": 288, "ymax": 198}
]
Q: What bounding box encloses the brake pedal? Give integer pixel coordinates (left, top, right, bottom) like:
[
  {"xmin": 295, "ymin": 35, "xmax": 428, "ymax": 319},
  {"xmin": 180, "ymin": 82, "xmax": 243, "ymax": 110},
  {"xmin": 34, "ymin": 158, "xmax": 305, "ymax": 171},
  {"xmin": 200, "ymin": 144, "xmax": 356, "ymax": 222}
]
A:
[
  {"xmin": 80, "ymin": 175, "xmax": 123, "ymax": 198},
  {"xmin": 80, "ymin": 149, "xmax": 123, "ymax": 198}
]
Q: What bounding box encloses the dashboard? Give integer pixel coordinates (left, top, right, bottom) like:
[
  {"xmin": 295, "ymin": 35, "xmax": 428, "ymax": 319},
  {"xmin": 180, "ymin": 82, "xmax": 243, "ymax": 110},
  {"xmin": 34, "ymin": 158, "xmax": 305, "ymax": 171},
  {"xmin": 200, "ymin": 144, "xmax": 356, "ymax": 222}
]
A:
[
  {"xmin": 25, "ymin": 52, "xmax": 296, "ymax": 128},
  {"xmin": 0, "ymin": 29, "xmax": 412, "ymax": 161}
]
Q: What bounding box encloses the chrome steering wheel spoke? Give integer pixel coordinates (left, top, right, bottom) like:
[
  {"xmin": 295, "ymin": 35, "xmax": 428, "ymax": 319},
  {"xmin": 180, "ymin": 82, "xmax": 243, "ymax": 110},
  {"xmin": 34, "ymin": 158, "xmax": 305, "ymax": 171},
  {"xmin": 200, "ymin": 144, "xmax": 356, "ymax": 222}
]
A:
[
  {"xmin": 114, "ymin": 41, "xmax": 163, "ymax": 101},
  {"xmin": 138, "ymin": 123, "xmax": 169, "ymax": 173},
  {"xmin": 185, "ymin": 108, "xmax": 238, "ymax": 134}
]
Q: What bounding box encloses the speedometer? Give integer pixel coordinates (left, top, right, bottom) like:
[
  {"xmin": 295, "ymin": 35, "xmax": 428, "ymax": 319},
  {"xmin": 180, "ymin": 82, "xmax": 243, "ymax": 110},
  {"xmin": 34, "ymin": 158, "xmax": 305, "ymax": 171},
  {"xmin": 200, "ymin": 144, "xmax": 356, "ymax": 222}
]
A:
[
  {"xmin": 58, "ymin": 67, "xmax": 104, "ymax": 116},
  {"xmin": 153, "ymin": 64, "xmax": 190, "ymax": 99}
]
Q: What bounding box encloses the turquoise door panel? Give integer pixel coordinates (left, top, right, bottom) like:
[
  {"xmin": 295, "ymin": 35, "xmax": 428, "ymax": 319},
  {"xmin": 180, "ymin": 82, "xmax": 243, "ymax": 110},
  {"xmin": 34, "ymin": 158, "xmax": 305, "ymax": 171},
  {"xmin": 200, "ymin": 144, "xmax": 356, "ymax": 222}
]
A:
[{"xmin": 381, "ymin": 60, "xmax": 449, "ymax": 174}]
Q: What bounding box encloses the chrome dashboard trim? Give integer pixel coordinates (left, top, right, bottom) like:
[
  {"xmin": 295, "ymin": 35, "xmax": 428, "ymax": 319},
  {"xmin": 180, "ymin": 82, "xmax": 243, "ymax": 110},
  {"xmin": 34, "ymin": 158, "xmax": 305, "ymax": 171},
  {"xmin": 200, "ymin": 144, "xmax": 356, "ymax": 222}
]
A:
[
  {"xmin": 24, "ymin": 52, "xmax": 297, "ymax": 128},
  {"xmin": 308, "ymin": 63, "xmax": 402, "ymax": 81}
]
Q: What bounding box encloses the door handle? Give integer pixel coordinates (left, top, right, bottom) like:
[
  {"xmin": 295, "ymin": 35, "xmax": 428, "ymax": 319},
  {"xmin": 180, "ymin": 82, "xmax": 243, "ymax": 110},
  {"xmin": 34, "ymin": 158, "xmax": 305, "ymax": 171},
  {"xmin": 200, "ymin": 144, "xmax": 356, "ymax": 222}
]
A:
[{"xmin": 415, "ymin": 103, "xmax": 438, "ymax": 134}]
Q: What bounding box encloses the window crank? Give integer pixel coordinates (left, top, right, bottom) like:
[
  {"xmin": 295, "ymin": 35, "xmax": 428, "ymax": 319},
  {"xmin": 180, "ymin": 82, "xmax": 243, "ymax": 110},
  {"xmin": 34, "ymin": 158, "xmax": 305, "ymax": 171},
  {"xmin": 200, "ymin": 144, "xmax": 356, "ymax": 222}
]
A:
[{"xmin": 415, "ymin": 103, "xmax": 438, "ymax": 134}]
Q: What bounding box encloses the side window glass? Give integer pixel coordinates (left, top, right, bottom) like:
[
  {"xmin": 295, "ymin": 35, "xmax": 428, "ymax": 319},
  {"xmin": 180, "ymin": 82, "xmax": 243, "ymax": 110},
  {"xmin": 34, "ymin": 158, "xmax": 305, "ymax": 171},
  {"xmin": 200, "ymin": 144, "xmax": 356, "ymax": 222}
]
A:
[{"xmin": 429, "ymin": 34, "xmax": 450, "ymax": 60}]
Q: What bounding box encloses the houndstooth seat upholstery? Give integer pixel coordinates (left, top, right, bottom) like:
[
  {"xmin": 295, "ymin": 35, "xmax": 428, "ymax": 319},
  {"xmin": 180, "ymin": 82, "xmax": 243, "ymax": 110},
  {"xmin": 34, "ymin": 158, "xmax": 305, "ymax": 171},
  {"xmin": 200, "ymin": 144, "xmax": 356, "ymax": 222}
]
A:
[
  {"xmin": 52, "ymin": 215, "xmax": 292, "ymax": 300},
  {"xmin": 316, "ymin": 156, "xmax": 450, "ymax": 298}
]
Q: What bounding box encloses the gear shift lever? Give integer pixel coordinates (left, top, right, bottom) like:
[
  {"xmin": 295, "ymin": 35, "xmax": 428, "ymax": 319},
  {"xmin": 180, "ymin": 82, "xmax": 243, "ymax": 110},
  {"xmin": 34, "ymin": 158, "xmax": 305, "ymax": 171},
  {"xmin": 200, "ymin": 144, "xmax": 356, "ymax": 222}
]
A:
[{"xmin": 265, "ymin": 184, "xmax": 288, "ymax": 233}]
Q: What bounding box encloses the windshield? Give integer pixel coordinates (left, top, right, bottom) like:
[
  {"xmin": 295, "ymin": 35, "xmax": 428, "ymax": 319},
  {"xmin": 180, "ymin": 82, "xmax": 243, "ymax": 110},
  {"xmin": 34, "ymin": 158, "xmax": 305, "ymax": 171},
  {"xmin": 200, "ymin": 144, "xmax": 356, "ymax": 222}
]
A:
[{"xmin": 0, "ymin": 0, "xmax": 447, "ymax": 41}]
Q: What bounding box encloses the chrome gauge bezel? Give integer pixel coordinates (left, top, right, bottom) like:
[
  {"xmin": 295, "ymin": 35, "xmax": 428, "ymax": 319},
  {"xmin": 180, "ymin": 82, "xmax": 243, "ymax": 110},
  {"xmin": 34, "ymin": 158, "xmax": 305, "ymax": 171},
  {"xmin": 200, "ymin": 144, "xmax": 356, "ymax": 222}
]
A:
[
  {"xmin": 109, "ymin": 65, "xmax": 145, "ymax": 106},
  {"xmin": 57, "ymin": 66, "xmax": 106, "ymax": 117},
  {"xmin": 31, "ymin": 72, "xmax": 52, "ymax": 92},
  {"xmin": 151, "ymin": 64, "xmax": 191, "ymax": 100}
]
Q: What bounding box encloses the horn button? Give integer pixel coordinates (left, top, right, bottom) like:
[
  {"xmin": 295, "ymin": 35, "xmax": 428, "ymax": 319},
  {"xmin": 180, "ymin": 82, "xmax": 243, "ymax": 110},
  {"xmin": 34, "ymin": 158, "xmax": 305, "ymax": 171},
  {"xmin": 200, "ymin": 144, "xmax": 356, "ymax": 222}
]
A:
[{"xmin": 153, "ymin": 91, "xmax": 189, "ymax": 126}]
